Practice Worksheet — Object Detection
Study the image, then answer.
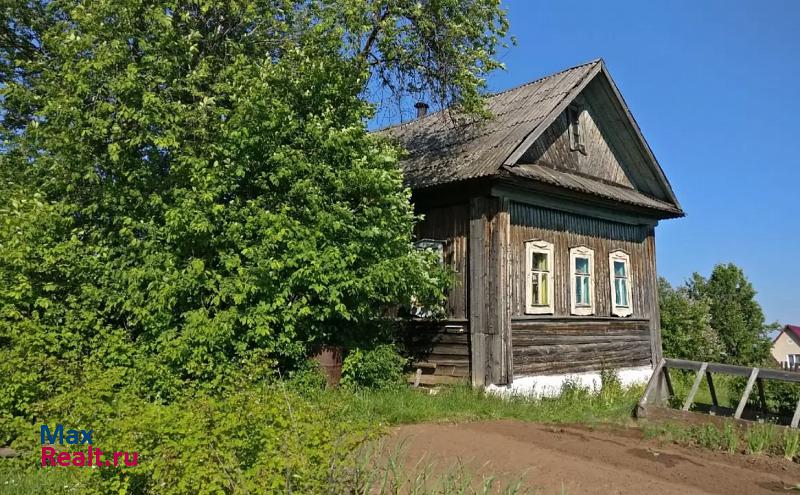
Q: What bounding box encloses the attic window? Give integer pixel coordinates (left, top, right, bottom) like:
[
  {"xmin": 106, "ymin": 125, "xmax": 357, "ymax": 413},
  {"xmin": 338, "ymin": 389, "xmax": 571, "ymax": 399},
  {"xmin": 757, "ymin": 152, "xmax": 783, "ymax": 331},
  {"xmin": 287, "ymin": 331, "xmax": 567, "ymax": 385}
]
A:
[{"xmin": 568, "ymin": 105, "xmax": 586, "ymax": 154}]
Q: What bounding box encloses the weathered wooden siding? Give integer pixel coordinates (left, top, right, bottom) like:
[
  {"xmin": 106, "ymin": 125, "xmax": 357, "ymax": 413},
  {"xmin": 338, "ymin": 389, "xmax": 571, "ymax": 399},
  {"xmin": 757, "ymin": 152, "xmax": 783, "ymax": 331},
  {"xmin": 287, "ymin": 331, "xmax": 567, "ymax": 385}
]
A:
[
  {"xmin": 403, "ymin": 321, "xmax": 470, "ymax": 380},
  {"xmin": 509, "ymin": 202, "xmax": 657, "ymax": 319},
  {"xmin": 414, "ymin": 204, "xmax": 469, "ymax": 320},
  {"xmin": 512, "ymin": 318, "xmax": 651, "ymax": 375},
  {"xmin": 468, "ymin": 197, "xmax": 512, "ymax": 385},
  {"xmin": 518, "ymin": 75, "xmax": 672, "ymax": 202},
  {"xmin": 521, "ymin": 105, "xmax": 634, "ymax": 189}
]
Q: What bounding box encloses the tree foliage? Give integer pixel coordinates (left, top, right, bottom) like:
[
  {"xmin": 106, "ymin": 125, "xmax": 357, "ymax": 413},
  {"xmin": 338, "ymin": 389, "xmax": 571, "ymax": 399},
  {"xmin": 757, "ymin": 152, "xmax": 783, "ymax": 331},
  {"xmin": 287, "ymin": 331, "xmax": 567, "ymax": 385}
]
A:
[
  {"xmin": 659, "ymin": 277, "xmax": 719, "ymax": 362},
  {"xmin": 660, "ymin": 263, "xmax": 774, "ymax": 366},
  {"xmin": 0, "ymin": 0, "xmax": 510, "ymax": 428}
]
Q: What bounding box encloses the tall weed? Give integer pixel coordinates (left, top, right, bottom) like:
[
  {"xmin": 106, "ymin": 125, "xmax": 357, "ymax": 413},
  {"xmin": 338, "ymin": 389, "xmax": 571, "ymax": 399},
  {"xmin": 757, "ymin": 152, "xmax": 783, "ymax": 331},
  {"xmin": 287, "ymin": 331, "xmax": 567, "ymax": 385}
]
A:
[{"xmin": 745, "ymin": 423, "xmax": 776, "ymax": 455}]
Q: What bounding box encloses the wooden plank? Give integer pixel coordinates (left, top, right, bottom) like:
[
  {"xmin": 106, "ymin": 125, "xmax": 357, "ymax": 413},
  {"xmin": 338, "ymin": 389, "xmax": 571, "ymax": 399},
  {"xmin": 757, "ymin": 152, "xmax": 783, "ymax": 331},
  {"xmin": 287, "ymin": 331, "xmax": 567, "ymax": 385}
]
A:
[
  {"xmin": 638, "ymin": 358, "xmax": 666, "ymax": 410},
  {"xmin": 791, "ymin": 398, "xmax": 800, "ymax": 428},
  {"xmin": 663, "ymin": 367, "xmax": 674, "ymax": 398},
  {"xmin": 410, "ymin": 374, "xmax": 469, "ymax": 386},
  {"xmin": 757, "ymin": 378, "xmax": 768, "ymax": 414},
  {"xmin": 468, "ymin": 197, "xmax": 487, "ymax": 386},
  {"xmin": 515, "ymin": 355, "xmax": 651, "ymax": 376},
  {"xmin": 735, "ymin": 368, "xmax": 759, "ymax": 420},
  {"xmin": 512, "ymin": 335, "xmax": 650, "ymax": 345},
  {"xmin": 706, "ymin": 371, "xmax": 719, "ymax": 408},
  {"xmin": 488, "ymin": 198, "xmax": 511, "ymax": 385},
  {"xmin": 412, "ymin": 362, "xmax": 437, "ymax": 370},
  {"xmin": 513, "ymin": 342, "xmax": 649, "ymax": 356},
  {"xmin": 682, "ymin": 362, "xmax": 708, "ymax": 411},
  {"xmin": 666, "ymin": 359, "xmax": 800, "ymax": 384}
]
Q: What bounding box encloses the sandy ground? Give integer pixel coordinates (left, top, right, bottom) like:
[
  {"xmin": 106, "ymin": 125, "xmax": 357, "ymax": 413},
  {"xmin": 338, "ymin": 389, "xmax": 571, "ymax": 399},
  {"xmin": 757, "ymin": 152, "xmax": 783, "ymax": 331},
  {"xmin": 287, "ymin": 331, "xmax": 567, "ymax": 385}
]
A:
[{"xmin": 387, "ymin": 420, "xmax": 800, "ymax": 494}]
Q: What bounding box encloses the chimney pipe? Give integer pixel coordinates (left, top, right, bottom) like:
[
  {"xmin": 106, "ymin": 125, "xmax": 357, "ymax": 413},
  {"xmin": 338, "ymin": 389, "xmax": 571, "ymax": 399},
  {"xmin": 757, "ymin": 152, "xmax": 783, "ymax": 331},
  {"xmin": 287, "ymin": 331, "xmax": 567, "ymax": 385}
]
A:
[{"xmin": 414, "ymin": 102, "xmax": 429, "ymax": 119}]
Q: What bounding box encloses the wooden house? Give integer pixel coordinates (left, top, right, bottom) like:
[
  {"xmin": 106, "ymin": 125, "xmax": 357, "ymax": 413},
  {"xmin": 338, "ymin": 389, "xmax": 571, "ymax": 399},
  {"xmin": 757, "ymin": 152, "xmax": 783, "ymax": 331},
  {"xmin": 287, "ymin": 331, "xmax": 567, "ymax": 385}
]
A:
[{"xmin": 382, "ymin": 59, "xmax": 684, "ymax": 387}]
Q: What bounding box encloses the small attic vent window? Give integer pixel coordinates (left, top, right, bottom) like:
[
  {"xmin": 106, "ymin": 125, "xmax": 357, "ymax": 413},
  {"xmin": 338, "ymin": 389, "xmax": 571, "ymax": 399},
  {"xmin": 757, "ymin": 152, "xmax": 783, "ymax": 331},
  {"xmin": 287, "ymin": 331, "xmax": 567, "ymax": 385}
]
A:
[{"xmin": 568, "ymin": 105, "xmax": 586, "ymax": 154}]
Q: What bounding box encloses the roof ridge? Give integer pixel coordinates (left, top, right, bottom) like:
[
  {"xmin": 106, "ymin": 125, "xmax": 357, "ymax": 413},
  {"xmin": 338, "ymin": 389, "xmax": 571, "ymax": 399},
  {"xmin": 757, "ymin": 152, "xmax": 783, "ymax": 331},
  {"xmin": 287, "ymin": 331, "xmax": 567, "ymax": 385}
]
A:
[
  {"xmin": 484, "ymin": 58, "xmax": 602, "ymax": 99},
  {"xmin": 374, "ymin": 58, "xmax": 603, "ymax": 133}
]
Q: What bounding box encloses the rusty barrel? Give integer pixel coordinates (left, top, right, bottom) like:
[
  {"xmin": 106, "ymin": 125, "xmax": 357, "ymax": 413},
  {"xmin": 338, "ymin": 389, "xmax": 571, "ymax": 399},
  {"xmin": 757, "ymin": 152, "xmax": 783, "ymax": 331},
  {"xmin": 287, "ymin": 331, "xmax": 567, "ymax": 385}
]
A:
[{"xmin": 310, "ymin": 346, "xmax": 343, "ymax": 387}]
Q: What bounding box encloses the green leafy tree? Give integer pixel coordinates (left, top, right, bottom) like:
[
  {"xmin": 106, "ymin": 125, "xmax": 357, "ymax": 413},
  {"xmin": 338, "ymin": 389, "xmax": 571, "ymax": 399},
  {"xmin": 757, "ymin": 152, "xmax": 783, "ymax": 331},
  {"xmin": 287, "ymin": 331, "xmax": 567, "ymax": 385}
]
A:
[
  {"xmin": 660, "ymin": 264, "xmax": 773, "ymax": 366},
  {"xmin": 659, "ymin": 277, "xmax": 719, "ymax": 362},
  {"xmin": 688, "ymin": 264, "xmax": 772, "ymax": 366},
  {"xmin": 0, "ymin": 0, "xmax": 510, "ymax": 421}
]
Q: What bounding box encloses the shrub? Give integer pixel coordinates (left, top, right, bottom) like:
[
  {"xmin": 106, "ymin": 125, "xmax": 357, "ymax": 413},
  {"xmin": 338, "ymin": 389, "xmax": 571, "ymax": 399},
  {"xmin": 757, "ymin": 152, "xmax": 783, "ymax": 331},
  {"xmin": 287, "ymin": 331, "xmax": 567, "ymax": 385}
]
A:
[
  {"xmin": 340, "ymin": 345, "xmax": 407, "ymax": 390},
  {"xmin": 286, "ymin": 359, "xmax": 328, "ymax": 396},
  {"xmin": 5, "ymin": 380, "xmax": 375, "ymax": 495},
  {"xmin": 694, "ymin": 424, "xmax": 724, "ymax": 450}
]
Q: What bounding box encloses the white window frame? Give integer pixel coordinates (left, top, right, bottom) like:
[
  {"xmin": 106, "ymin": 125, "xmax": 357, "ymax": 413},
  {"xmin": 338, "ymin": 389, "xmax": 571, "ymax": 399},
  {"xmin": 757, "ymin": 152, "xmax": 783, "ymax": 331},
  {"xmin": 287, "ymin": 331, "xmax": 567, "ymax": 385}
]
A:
[
  {"xmin": 609, "ymin": 250, "xmax": 633, "ymax": 317},
  {"xmin": 569, "ymin": 245, "xmax": 595, "ymax": 316},
  {"xmin": 524, "ymin": 239, "xmax": 554, "ymax": 315}
]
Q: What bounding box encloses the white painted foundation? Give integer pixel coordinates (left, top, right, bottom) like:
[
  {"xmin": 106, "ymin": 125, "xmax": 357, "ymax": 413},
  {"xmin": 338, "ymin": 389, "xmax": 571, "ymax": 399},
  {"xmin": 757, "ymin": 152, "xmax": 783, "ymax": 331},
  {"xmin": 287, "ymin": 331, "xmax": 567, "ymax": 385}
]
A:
[{"xmin": 485, "ymin": 365, "xmax": 653, "ymax": 398}]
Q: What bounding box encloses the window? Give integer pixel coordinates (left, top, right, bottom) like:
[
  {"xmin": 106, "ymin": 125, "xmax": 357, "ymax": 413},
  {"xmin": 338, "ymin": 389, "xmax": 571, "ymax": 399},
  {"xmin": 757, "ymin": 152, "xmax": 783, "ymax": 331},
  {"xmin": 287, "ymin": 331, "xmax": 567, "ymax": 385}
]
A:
[
  {"xmin": 410, "ymin": 239, "xmax": 445, "ymax": 318},
  {"xmin": 569, "ymin": 246, "xmax": 594, "ymax": 315},
  {"xmin": 567, "ymin": 105, "xmax": 585, "ymax": 154},
  {"xmin": 787, "ymin": 354, "xmax": 800, "ymax": 370},
  {"xmin": 609, "ymin": 250, "xmax": 633, "ymax": 317},
  {"xmin": 525, "ymin": 240, "xmax": 554, "ymax": 314},
  {"xmin": 413, "ymin": 239, "xmax": 445, "ymax": 263}
]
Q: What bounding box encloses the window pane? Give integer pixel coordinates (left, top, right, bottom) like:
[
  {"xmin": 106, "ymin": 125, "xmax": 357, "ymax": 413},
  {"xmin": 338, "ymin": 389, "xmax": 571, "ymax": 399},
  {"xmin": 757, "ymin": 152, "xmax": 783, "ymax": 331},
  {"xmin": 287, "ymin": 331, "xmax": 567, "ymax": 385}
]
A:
[
  {"xmin": 541, "ymin": 273, "xmax": 549, "ymax": 304},
  {"xmin": 615, "ymin": 279, "xmax": 629, "ymax": 307},
  {"xmin": 614, "ymin": 260, "xmax": 626, "ymax": 277},
  {"xmin": 575, "ymin": 276, "xmax": 582, "ymax": 303},
  {"xmin": 582, "ymin": 276, "xmax": 590, "ymax": 304},
  {"xmin": 531, "ymin": 274, "xmax": 540, "ymax": 305},
  {"xmin": 532, "ymin": 252, "xmax": 548, "ymax": 271},
  {"xmin": 575, "ymin": 257, "xmax": 589, "ymax": 274}
]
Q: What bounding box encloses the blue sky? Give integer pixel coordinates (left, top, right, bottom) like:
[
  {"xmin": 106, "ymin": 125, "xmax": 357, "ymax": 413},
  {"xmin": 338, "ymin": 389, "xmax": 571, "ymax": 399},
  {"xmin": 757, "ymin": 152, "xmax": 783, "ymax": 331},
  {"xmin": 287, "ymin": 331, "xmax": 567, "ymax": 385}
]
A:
[{"xmin": 479, "ymin": 0, "xmax": 799, "ymax": 325}]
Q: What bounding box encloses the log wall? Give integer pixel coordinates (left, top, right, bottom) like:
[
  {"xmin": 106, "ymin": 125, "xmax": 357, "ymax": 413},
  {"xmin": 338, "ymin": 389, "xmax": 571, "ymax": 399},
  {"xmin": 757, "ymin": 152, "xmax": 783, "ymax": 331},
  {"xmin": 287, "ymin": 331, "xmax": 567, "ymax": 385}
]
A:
[
  {"xmin": 414, "ymin": 203, "xmax": 469, "ymax": 320},
  {"xmin": 403, "ymin": 320, "xmax": 470, "ymax": 380},
  {"xmin": 509, "ymin": 202, "xmax": 658, "ymax": 319},
  {"xmin": 512, "ymin": 318, "xmax": 651, "ymax": 375}
]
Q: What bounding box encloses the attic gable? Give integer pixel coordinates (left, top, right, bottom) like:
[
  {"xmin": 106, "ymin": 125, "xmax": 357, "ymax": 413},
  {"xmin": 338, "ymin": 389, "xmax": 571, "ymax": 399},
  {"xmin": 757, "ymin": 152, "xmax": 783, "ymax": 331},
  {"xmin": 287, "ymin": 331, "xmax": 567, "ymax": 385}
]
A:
[
  {"xmin": 515, "ymin": 74, "xmax": 672, "ymax": 202},
  {"xmin": 380, "ymin": 59, "xmax": 683, "ymax": 217}
]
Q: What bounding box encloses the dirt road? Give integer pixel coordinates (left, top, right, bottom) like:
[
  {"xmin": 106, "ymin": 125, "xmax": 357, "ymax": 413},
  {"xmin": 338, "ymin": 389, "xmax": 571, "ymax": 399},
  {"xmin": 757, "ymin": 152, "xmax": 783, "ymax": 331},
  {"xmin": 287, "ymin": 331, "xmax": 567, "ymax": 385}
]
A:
[{"xmin": 388, "ymin": 420, "xmax": 800, "ymax": 494}]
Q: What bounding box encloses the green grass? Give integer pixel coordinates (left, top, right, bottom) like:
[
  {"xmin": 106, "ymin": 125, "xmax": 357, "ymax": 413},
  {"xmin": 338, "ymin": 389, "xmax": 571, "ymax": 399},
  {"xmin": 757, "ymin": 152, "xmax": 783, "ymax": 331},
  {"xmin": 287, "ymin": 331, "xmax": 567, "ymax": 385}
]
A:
[
  {"xmin": 349, "ymin": 441, "xmax": 531, "ymax": 494},
  {"xmin": 0, "ymin": 464, "xmax": 87, "ymax": 495},
  {"xmin": 667, "ymin": 370, "xmax": 738, "ymax": 409},
  {"xmin": 338, "ymin": 381, "xmax": 644, "ymax": 427},
  {"xmin": 643, "ymin": 420, "xmax": 800, "ymax": 461},
  {"xmin": 1, "ymin": 378, "xmax": 639, "ymax": 494}
]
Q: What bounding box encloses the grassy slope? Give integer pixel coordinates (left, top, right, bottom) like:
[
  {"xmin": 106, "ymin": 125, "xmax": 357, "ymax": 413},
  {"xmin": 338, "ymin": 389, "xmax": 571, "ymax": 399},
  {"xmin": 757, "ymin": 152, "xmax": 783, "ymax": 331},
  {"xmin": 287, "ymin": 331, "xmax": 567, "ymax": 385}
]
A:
[{"xmin": 339, "ymin": 382, "xmax": 644, "ymax": 427}]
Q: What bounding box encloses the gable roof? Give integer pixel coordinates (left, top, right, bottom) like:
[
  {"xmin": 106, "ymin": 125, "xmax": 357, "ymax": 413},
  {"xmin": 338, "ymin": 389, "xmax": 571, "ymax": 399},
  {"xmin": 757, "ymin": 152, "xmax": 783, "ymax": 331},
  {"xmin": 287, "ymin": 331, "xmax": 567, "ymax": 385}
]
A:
[
  {"xmin": 379, "ymin": 59, "xmax": 683, "ymax": 217},
  {"xmin": 781, "ymin": 325, "xmax": 800, "ymax": 344}
]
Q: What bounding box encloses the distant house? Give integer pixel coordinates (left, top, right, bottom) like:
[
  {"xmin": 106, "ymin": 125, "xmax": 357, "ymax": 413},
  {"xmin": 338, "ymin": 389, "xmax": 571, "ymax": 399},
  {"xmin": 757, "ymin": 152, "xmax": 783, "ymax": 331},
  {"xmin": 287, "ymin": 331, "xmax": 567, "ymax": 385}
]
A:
[
  {"xmin": 771, "ymin": 325, "xmax": 800, "ymax": 370},
  {"xmin": 381, "ymin": 59, "xmax": 684, "ymax": 387}
]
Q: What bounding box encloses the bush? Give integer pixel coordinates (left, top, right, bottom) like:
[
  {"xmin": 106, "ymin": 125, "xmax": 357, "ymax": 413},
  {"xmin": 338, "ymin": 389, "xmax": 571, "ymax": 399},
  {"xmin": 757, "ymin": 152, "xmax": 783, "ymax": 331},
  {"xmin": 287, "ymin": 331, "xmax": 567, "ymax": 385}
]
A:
[
  {"xmin": 340, "ymin": 345, "xmax": 407, "ymax": 390},
  {"xmin": 5, "ymin": 379, "xmax": 375, "ymax": 495},
  {"xmin": 286, "ymin": 359, "xmax": 328, "ymax": 396}
]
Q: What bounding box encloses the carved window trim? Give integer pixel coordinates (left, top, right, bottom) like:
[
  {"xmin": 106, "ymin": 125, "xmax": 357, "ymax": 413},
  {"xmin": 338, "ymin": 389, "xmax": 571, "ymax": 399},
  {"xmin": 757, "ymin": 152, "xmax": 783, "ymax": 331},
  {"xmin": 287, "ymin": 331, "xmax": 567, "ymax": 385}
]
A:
[
  {"xmin": 570, "ymin": 245, "xmax": 595, "ymax": 316},
  {"xmin": 567, "ymin": 104, "xmax": 586, "ymax": 155},
  {"xmin": 524, "ymin": 239, "xmax": 554, "ymax": 315},
  {"xmin": 609, "ymin": 250, "xmax": 633, "ymax": 317}
]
